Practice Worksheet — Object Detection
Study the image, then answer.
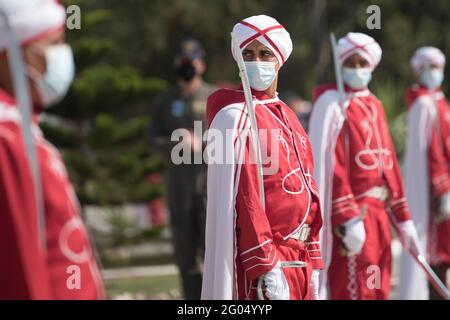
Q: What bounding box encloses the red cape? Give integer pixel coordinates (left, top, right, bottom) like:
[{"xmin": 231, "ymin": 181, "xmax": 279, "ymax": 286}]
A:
[
  {"xmin": 206, "ymin": 87, "xmax": 277, "ymax": 128},
  {"xmin": 0, "ymin": 89, "xmax": 104, "ymax": 299},
  {"xmin": 0, "ymin": 89, "xmax": 52, "ymax": 299},
  {"xmin": 405, "ymin": 84, "xmax": 442, "ymax": 109}
]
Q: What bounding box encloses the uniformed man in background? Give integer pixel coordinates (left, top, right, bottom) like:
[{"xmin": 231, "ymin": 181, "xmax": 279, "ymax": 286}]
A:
[{"xmin": 148, "ymin": 38, "xmax": 215, "ymax": 299}]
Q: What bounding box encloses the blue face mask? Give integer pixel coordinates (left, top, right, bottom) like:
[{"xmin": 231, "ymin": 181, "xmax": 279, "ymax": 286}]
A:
[
  {"xmin": 39, "ymin": 44, "xmax": 75, "ymax": 107},
  {"xmin": 244, "ymin": 61, "xmax": 277, "ymax": 91},
  {"xmin": 28, "ymin": 44, "xmax": 75, "ymax": 108},
  {"xmin": 342, "ymin": 67, "xmax": 372, "ymax": 89},
  {"xmin": 420, "ymin": 68, "xmax": 444, "ymax": 89}
]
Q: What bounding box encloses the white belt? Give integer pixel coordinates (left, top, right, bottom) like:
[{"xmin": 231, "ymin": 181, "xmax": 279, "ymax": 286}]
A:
[
  {"xmin": 289, "ymin": 224, "xmax": 311, "ymax": 242},
  {"xmin": 357, "ymin": 186, "xmax": 389, "ymax": 202},
  {"xmin": 256, "ymin": 260, "xmax": 307, "ymax": 300}
]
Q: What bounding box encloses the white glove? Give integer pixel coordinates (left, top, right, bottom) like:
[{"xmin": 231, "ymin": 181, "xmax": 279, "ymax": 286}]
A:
[
  {"xmin": 438, "ymin": 192, "xmax": 450, "ymax": 222},
  {"xmin": 342, "ymin": 217, "xmax": 366, "ymax": 256},
  {"xmin": 263, "ymin": 260, "xmax": 290, "ymax": 300},
  {"xmin": 398, "ymin": 220, "xmax": 420, "ymax": 251},
  {"xmin": 309, "ymin": 269, "xmax": 320, "ymax": 300}
]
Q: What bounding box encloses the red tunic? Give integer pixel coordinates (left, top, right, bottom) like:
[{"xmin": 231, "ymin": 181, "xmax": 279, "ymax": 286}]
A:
[
  {"xmin": 312, "ymin": 84, "xmax": 411, "ymax": 299},
  {"xmin": 313, "ymin": 84, "xmax": 411, "ymax": 226},
  {"xmin": 34, "ymin": 129, "xmax": 105, "ymax": 299},
  {"xmin": 0, "ymin": 89, "xmax": 104, "ymax": 299},
  {"xmin": 0, "ymin": 90, "xmax": 51, "ymax": 299},
  {"xmin": 207, "ymin": 88, "xmax": 323, "ymax": 300},
  {"xmin": 406, "ymin": 85, "xmax": 450, "ymax": 266}
]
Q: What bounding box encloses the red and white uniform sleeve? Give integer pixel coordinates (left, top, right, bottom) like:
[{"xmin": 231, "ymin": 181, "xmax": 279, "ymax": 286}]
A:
[
  {"xmin": 36, "ymin": 135, "xmax": 105, "ymax": 300},
  {"xmin": 0, "ymin": 101, "xmax": 51, "ymax": 299},
  {"xmin": 305, "ymin": 209, "xmax": 324, "ymax": 269},
  {"xmin": 428, "ymin": 120, "xmax": 450, "ymax": 197},
  {"xmin": 236, "ymin": 136, "xmax": 278, "ymax": 281},
  {"xmin": 331, "ymin": 127, "xmax": 360, "ymax": 226},
  {"xmin": 384, "ymin": 117, "xmax": 411, "ymax": 223}
]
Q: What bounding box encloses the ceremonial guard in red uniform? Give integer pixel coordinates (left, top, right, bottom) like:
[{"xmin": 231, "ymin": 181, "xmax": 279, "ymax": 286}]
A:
[
  {"xmin": 400, "ymin": 47, "xmax": 450, "ymax": 300},
  {"xmin": 309, "ymin": 32, "xmax": 418, "ymax": 300},
  {"xmin": 0, "ymin": 0, "xmax": 104, "ymax": 299},
  {"xmin": 202, "ymin": 15, "xmax": 323, "ymax": 300}
]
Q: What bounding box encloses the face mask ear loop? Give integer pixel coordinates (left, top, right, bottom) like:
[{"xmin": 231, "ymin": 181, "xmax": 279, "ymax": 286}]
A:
[
  {"xmin": 25, "ymin": 63, "xmax": 41, "ymax": 81},
  {"xmin": 27, "ymin": 43, "xmax": 46, "ymax": 56},
  {"xmin": 274, "ymin": 60, "xmax": 280, "ymax": 72},
  {"xmin": 23, "ymin": 63, "xmax": 45, "ymax": 94},
  {"xmin": 23, "ymin": 44, "xmax": 47, "ymax": 85}
]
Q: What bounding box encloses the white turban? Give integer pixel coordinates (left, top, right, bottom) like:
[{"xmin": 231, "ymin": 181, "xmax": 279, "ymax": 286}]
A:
[
  {"xmin": 337, "ymin": 32, "xmax": 382, "ymax": 69},
  {"xmin": 0, "ymin": 0, "xmax": 66, "ymax": 52},
  {"xmin": 411, "ymin": 46, "xmax": 446, "ymax": 74},
  {"xmin": 231, "ymin": 15, "xmax": 293, "ymax": 67}
]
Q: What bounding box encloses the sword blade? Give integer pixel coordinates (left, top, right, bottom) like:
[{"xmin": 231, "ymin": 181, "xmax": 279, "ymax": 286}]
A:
[
  {"xmin": 329, "ymin": 33, "xmax": 345, "ymax": 109},
  {"xmin": 231, "ymin": 32, "xmax": 265, "ymax": 209},
  {"xmin": 390, "ymin": 212, "xmax": 450, "ymax": 300},
  {"xmin": 0, "ymin": 10, "xmax": 46, "ymax": 250}
]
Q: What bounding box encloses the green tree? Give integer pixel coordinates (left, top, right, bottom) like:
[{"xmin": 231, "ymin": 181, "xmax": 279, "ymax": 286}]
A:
[{"xmin": 41, "ymin": 0, "xmax": 167, "ymax": 206}]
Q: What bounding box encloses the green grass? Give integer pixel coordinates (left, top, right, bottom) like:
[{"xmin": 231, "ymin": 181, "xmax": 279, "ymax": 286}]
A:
[
  {"xmin": 100, "ymin": 253, "xmax": 174, "ymax": 269},
  {"xmin": 105, "ymin": 275, "xmax": 181, "ymax": 299}
]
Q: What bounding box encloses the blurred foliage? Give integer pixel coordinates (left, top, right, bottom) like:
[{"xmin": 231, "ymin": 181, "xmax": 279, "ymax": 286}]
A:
[
  {"xmin": 42, "ymin": 0, "xmax": 449, "ymax": 206},
  {"xmin": 42, "ymin": 0, "xmax": 168, "ymax": 205}
]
